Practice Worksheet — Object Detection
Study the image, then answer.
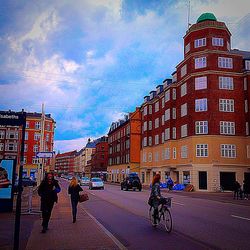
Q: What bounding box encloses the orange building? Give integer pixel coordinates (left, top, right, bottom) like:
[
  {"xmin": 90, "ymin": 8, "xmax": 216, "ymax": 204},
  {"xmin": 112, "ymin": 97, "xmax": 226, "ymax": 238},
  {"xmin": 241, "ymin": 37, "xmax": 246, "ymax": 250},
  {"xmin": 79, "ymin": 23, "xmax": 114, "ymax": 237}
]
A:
[{"xmin": 107, "ymin": 108, "xmax": 141, "ymax": 182}]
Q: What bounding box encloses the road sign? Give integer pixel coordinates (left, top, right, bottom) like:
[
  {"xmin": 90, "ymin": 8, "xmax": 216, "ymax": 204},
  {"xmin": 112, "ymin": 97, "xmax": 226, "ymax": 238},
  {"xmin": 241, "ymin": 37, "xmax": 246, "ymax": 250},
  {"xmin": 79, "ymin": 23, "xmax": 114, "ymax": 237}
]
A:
[{"xmin": 36, "ymin": 152, "xmax": 54, "ymax": 158}]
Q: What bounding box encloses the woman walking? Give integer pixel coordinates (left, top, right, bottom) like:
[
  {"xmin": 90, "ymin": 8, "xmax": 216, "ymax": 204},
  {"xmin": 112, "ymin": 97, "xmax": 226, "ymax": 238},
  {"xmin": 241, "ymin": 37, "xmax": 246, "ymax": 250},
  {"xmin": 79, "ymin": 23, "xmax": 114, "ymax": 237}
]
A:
[
  {"xmin": 149, "ymin": 173, "xmax": 162, "ymax": 225},
  {"xmin": 68, "ymin": 177, "xmax": 83, "ymax": 223}
]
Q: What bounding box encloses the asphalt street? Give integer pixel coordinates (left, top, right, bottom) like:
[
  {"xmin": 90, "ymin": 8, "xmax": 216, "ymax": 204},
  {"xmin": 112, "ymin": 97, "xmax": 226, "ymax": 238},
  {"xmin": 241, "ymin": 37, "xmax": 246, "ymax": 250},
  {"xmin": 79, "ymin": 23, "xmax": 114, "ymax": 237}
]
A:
[{"xmin": 61, "ymin": 180, "xmax": 250, "ymax": 250}]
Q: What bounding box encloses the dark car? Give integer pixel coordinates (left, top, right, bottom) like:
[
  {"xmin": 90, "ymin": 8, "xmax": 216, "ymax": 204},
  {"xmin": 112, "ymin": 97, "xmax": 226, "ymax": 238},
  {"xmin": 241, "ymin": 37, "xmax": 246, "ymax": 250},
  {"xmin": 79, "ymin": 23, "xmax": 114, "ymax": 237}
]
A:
[
  {"xmin": 121, "ymin": 173, "xmax": 142, "ymax": 191},
  {"xmin": 21, "ymin": 177, "xmax": 37, "ymax": 187}
]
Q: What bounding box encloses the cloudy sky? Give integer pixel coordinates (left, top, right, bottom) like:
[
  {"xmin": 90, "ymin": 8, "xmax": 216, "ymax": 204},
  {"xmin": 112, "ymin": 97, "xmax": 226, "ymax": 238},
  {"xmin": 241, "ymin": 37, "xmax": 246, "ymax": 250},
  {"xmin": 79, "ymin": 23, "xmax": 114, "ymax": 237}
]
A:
[{"xmin": 0, "ymin": 0, "xmax": 249, "ymax": 153}]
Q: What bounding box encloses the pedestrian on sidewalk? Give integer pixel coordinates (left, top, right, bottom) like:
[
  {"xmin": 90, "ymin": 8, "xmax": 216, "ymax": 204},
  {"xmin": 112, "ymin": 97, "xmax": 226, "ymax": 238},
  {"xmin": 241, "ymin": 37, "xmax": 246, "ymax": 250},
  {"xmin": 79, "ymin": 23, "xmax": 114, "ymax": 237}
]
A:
[
  {"xmin": 68, "ymin": 176, "xmax": 83, "ymax": 223},
  {"xmin": 38, "ymin": 172, "xmax": 61, "ymax": 233},
  {"xmin": 233, "ymin": 180, "xmax": 241, "ymax": 200},
  {"xmin": 243, "ymin": 180, "xmax": 249, "ymax": 200}
]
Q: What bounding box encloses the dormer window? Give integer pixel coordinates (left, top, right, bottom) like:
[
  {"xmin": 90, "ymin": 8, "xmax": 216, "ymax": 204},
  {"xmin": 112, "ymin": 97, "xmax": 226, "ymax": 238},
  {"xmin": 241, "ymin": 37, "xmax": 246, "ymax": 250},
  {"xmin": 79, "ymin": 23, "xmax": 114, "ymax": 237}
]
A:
[
  {"xmin": 212, "ymin": 37, "xmax": 223, "ymax": 46},
  {"xmin": 194, "ymin": 38, "xmax": 206, "ymax": 48}
]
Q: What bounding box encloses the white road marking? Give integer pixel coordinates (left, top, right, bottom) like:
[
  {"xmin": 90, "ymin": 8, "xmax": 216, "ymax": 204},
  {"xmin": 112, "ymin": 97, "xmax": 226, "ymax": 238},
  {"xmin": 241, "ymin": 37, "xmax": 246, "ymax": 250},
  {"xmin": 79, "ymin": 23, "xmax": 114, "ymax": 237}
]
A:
[
  {"xmin": 231, "ymin": 215, "xmax": 250, "ymax": 221},
  {"xmin": 88, "ymin": 191, "xmax": 96, "ymax": 196},
  {"xmin": 173, "ymin": 202, "xmax": 185, "ymax": 206},
  {"xmin": 81, "ymin": 207, "xmax": 127, "ymax": 250}
]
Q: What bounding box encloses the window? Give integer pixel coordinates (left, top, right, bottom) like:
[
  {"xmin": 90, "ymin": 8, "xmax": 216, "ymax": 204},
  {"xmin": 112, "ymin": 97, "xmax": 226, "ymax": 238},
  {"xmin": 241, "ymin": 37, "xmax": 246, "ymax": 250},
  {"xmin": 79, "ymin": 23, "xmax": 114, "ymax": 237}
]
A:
[
  {"xmin": 172, "ymin": 108, "xmax": 176, "ymax": 119},
  {"xmin": 165, "ymin": 128, "xmax": 170, "ymax": 141},
  {"xmin": 181, "ymin": 103, "xmax": 187, "ymax": 117},
  {"xmin": 173, "ymin": 147, "xmax": 176, "ymax": 159},
  {"xmin": 172, "ymin": 89, "xmax": 176, "ymax": 100},
  {"xmin": 195, "ymin": 76, "xmax": 207, "ymax": 90},
  {"xmin": 33, "ymin": 145, "xmax": 39, "ymax": 152},
  {"xmin": 149, "ymin": 105, "xmax": 152, "ymax": 114},
  {"xmin": 219, "ymin": 76, "xmax": 233, "ymax": 90},
  {"xmin": 143, "ymin": 121, "xmax": 147, "ymax": 132},
  {"xmin": 161, "ymin": 132, "xmax": 164, "ymax": 143},
  {"xmin": 212, "ymin": 37, "xmax": 223, "ymax": 46},
  {"xmin": 26, "ymin": 122, "xmax": 29, "ymax": 128},
  {"xmin": 195, "ymin": 98, "xmax": 207, "ymax": 112},
  {"xmin": 161, "ymin": 115, "xmax": 165, "ymax": 126},
  {"xmin": 32, "ymin": 157, "xmax": 39, "ymax": 164},
  {"xmin": 25, "ymin": 132, "xmax": 28, "ymax": 140},
  {"xmin": 46, "ymin": 123, "xmax": 50, "ymax": 131},
  {"xmin": 247, "ymin": 145, "xmax": 250, "ymax": 158},
  {"xmin": 181, "ymin": 82, "xmax": 187, "ymax": 96},
  {"xmin": 46, "ymin": 134, "xmax": 49, "ymax": 142},
  {"xmin": 149, "ymin": 121, "xmax": 152, "ymax": 130},
  {"xmin": 218, "ymin": 57, "xmax": 233, "ymax": 69},
  {"xmin": 219, "ymin": 99, "xmax": 234, "ymax": 112},
  {"xmin": 143, "ymin": 106, "xmax": 147, "ymax": 116},
  {"xmin": 220, "ymin": 121, "xmax": 235, "ymax": 135},
  {"xmin": 181, "ymin": 65, "xmax": 187, "ymax": 77},
  {"xmin": 181, "ymin": 124, "xmax": 188, "ymax": 137},
  {"xmin": 221, "ymin": 144, "xmax": 236, "ymax": 158},
  {"xmin": 195, "ymin": 121, "xmax": 208, "ymax": 134},
  {"xmin": 143, "ymin": 153, "xmax": 147, "ymax": 163},
  {"xmin": 0, "ymin": 143, "xmax": 4, "ymax": 151},
  {"xmin": 195, "ymin": 57, "xmax": 206, "ymax": 69},
  {"xmin": 165, "ymin": 90, "xmax": 170, "ymax": 102},
  {"xmin": 155, "ymin": 135, "xmax": 159, "ymax": 145},
  {"xmin": 245, "ymin": 60, "xmax": 250, "ymax": 70},
  {"xmin": 0, "ymin": 131, "xmax": 4, "ymax": 139},
  {"xmin": 34, "ymin": 133, "xmax": 41, "ymax": 141},
  {"xmin": 185, "ymin": 43, "xmax": 190, "ymax": 54},
  {"xmin": 6, "ymin": 143, "xmax": 17, "ymax": 151},
  {"xmin": 165, "ymin": 109, "xmax": 170, "ymax": 121},
  {"xmin": 172, "ymin": 127, "xmax": 176, "ymax": 139},
  {"xmin": 148, "ymin": 153, "xmax": 152, "ymax": 162},
  {"xmin": 194, "ymin": 38, "xmax": 206, "ymax": 48},
  {"xmin": 155, "ymin": 118, "xmax": 159, "ymax": 128},
  {"xmin": 35, "ymin": 122, "xmax": 41, "ymax": 130},
  {"xmin": 246, "ymin": 122, "xmax": 249, "ymax": 136},
  {"xmin": 155, "ymin": 101, "xmax": 159, "ymax": 112},
  {"xmin": 165, "ymin": 148, "xmax": 170, "ymax": 159},
  {"xmin": 161, "ymin": 98, "xmax": 164, "ymax": 108},
  {"xmin": 244, "ymin": 78, "xmax": 247, "ymax": 90},
  {"xmin": 245, "ymin": 100, "xmax": 248, "ymax": 113},
  {"xmin": 7, "ymin": 131, "xmax": 18, "ymax": 139},
  {"xmin": 196, "ymin": 144, "xmax": 208, "ymax": 157},
  {"xmin": 24, "ymin": 144, "xmax": 28, "ymax": 152},
  {"xmin": 148, "ymin": 136, "xmax": 152, "ymax": 146},
  {"xmin": 181, "ymin": 145, "xmax": 188, "ymax": 158},
  {"xmin": 155, "ymin": 152, "xmax": 159, "ymax": 162}
]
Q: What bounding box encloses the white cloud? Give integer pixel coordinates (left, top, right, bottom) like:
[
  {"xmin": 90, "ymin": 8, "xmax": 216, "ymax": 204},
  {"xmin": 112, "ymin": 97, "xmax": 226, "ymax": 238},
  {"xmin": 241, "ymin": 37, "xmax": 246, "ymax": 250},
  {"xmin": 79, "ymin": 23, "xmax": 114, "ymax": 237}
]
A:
[{"xmin": 54, "ymin": 137, "xmax": 89, "ymax": 153}]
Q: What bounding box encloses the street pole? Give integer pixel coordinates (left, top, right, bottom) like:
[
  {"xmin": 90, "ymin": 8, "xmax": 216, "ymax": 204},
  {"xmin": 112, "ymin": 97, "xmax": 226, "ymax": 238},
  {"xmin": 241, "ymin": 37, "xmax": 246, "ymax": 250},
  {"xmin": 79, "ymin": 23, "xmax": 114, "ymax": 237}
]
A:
[{"xmin": 13, "ymin": 111, "xmax": 26, "ymax": 250}]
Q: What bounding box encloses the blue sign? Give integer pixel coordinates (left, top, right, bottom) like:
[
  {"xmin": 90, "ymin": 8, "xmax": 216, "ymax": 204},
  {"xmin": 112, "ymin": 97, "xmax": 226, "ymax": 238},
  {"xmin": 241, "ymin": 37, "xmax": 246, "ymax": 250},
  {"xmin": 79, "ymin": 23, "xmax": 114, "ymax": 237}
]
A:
[{"xmin": 0, "ymin": 160, "xmax": 15, "ymax": 199}]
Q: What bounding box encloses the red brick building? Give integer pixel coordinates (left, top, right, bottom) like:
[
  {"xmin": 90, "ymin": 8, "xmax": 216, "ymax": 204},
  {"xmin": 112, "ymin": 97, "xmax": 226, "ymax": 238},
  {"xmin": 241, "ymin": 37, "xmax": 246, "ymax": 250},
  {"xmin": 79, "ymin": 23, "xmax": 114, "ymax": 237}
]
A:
[
  {"xmin": 140, "ymin": 13, "xmax": 250, "ymax": 191},
  {"xmin": 55, "ymin": 150, "xmax": 77, "ymax": 175}
]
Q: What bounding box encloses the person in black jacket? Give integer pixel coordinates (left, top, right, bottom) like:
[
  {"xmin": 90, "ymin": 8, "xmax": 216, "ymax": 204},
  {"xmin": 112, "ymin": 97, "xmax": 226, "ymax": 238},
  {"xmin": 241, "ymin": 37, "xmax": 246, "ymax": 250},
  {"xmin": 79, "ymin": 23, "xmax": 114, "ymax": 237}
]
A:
[
  {"xmin": 68, "ymin": 176, "xmax": 83, "ymax": 223},
  {"xmin": 38, "ymin": 172, "xmax": 61, "ymax": 233}
]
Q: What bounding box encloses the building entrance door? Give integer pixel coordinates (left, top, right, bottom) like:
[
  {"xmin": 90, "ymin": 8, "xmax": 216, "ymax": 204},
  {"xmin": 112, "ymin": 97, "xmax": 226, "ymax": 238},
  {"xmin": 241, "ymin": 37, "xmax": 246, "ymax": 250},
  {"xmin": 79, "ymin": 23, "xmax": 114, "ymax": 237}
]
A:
[
  {"xmin": 198, "ymin": 171, "xmax": 207, "ymax": 190},
  {"xmin": 220, "ymin": 172, "xmax": 235, "ymax": 191}
]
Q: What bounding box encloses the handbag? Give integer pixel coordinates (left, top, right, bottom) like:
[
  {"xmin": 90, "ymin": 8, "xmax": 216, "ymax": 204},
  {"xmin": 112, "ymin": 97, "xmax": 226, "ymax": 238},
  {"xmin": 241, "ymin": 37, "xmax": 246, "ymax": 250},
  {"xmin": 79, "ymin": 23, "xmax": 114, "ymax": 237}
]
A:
[{"xmin": 79, "ymin": 192, "xmax": 89, "ymax": 203}]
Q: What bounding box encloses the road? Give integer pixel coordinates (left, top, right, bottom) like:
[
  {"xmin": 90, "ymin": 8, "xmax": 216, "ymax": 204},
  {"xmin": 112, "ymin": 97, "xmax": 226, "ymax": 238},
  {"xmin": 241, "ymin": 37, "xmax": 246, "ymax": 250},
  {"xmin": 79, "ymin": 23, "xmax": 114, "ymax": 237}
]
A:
[{"xmin": 61, "ymin": 180, "xmax": 250, "ymax": 250}]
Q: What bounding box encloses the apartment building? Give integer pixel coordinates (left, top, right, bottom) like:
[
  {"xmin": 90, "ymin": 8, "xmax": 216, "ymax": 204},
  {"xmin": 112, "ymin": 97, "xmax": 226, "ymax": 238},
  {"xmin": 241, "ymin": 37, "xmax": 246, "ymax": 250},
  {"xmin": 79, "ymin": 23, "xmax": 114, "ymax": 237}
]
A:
[
  {"xmin": 140, "ymin": 13, "xmax": 250, "ymax": 191},
  {"xmin": 107, "ymin": 108, "xmax": 141, "ymax": 182}
]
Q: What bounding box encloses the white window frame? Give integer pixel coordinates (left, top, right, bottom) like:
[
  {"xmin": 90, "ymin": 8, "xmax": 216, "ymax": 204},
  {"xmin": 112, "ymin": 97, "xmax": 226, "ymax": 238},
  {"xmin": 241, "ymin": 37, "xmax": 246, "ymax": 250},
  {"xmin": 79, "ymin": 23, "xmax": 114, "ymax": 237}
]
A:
[
  {"xmin": 195, "ymin": 57, "xmax": 206, "ymax": 69},
  {"xmin": 218, "ymin": 57, "xmax": 233, "ymax": 69},
  {"xmin": 194, "ymin": 38, "xmax": 206, "ymax": 48},
  {"xmin": 148, "ymin": 121, "xmax": 152, "ymax": 130},
  {"xmin": 181, "ymin": 65, "xmax": 187, "ymax": 77},
  {"xmin": 155, "ymin": 101, "xmax": 159, "ymax": 112},
  {"xmin": 143, "ymin": 121, "xmax": 147, "ymax": 132},
  {"xmin": 219, "ymin": 76, "xmax": 234, "ymax": 90},
  {"xmin": 0, "ymin": 131, "xmax": 5, "ymax": 139},
  {"xmin": 195, "ymin": 76, "xmax": 207, "ymax": 90},
  {"xmin": 0, "ymin": 143, "xmax": 4, "ymax": 151},
  {"xmin": 185, "ymin": 43, "xmax": 190, "ymax": 54},
  {"xmin": 172, "ymin": 89, "xmax": 176, "ymax": 100},
  {"xmin": 143, "ymin": 106, "xmax": 147, "ymax": 116},
  {"xmin": 155, "ymin": 135, "xmax": 159, "ymax": 145},
  {"xmin": 155, "ymin": 118, "xmax": 159, "ymax": 129},
  {"xmin": 165, "ymin": 109, "xmax": 170, "ymax": 121},
  {"xmin": 165, "ymin": 128, "xmax": 170, "ymax": 141},
  {"xmin": 148, "ymin": 136, "xmax": 152, "ymax": 146},
  {"xmin": 181, "ymin": 103, "xmax": 187, "ymax": 117},
  {"xmin": 246, "ymin": 122, "xmax": 249, "ymax": 136},
  {"xmin": 195, "ymin": 121, "xmax": 208, "ymax": 134},
  {"xmin": 181, "ymin": 82, "xmax": 187, "ymax": 97},
  {"xmin": 221, "ymin": 144, "xmax": 236, "ymax": 158},
  {"xmin": 165, "ymin": 90, "xmax": 170, "ymax": 102},
  {"xmin": 245, "ymin": 60, "xmax": 250, "ymax": 70},
  {"xmin": 244, "ymin": 78, "xmax": 247, "ymax": 90},
  {"xmin": 149, "ymin": 105, "xmax": 152, "ymax": 114},
  {"xmin": 161, "ymin": 115, "xmax": 165, "ymax": 126},
  {"xmin": 35, "ymin": 122, "xmax": 41, "ymax": 130},
  {"xmin": 173, "ymin": 147, "xmax": 176, "ymax": 159},
  {"xmin": 196, "ymin": 144, "xmax": 208, "ymax": 157},
  {"xmin": 245, "ymin": 100, "xmax": 248, "ymax": 113},
  {"xmin": 172, "ymin": 108, "xmax": 176, "ymax": 119},
  {"xmin": 212, "ymin": 37, "xmax": 223, "ymax": 46},
  {"xmin": 161, "ymin": 132, "xmax": 165, "ymax": 144},
  {"xmin": 219, "ymin": 99, "xmax": 234, "ymax": 112},
  {"xmin": 161, "ymin": 98, "xmax": 164, "ymax": 108},
  {"xmin": 181, "ymin": 124, "xmax": 188, "ymax": 138},
  {"xmin": 172, "ymin": 127, "xmax": 176, "ymax": 139},
  {"xmin": 181, "ymin": 145, "xmax": 188, "ymax": 158},
  {"xmin": 220, "ymin": 121, "xmax": 235, "ymax": 135},
  {"xmin": 195, "ymin": 98, "xmax": 207, "ymax": 112}
]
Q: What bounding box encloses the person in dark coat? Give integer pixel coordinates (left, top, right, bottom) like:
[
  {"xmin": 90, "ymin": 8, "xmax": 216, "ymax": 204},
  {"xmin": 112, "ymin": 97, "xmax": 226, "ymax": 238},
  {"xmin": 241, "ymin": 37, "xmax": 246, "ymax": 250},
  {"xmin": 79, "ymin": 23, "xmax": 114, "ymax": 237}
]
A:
[
  {"xmin": 233, "ymin": 181, "xmax": 241, "ymax": 200},
  {"xmin": 149, "ymin": 174, "xmax": 163, "ymax": 225},
  {"xmin": 68, "ymin": 176, "xmax": 83, "ymax": 223},
  {"xmin": 167, "ymin": 177, "xmax": 174, "ymax": 191},
  {"xmin": 38, "ymin": 172, "xmax": 61, "ymax": 233},
  {"xmin": 243, "ymin": 180, "xmax": 249, "ymax": 200}
]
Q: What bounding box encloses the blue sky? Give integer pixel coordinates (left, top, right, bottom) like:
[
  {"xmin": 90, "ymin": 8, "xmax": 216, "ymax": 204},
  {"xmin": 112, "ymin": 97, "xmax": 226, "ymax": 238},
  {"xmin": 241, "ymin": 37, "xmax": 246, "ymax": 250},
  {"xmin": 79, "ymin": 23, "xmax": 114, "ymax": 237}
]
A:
[{"xmin": 0, "ymin": 0, "xmax": 249, "ymax": 153}]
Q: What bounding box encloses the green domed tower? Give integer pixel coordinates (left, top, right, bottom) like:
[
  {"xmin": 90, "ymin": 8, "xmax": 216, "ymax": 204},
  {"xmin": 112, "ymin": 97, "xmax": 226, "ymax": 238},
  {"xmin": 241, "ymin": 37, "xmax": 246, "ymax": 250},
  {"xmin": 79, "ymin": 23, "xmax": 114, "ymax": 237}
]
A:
[{"xmin": 197, "ymin": 13, "xmax": 217, "ymax": 23}]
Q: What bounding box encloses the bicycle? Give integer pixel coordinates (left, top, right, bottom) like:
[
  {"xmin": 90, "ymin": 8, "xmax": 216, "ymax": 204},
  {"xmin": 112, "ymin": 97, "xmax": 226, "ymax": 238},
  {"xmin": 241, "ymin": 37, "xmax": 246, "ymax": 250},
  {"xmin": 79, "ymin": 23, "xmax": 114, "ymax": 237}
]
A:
[{"xmin": 148, "ymin": 197, "xmax": 173, "ymax": 233}]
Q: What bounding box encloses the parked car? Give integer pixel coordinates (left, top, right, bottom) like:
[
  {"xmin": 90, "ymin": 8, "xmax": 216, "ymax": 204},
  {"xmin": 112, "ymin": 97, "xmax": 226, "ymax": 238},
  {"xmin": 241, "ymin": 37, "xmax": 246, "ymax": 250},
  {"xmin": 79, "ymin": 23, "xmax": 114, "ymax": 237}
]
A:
[
  {"xmin": 80, "ymin": 177, "xmax": 90, "ymax": 186},
  {"xmin": 21, "ymin": 177, "xmax": 37, "ymax": 187},
  {"xmin": 89, "ymin": 177, "xmax": 104, "ymax": 190},
  {"xmin": 121, "ymin": 173, "xmax": 142, "ymax": 191}
]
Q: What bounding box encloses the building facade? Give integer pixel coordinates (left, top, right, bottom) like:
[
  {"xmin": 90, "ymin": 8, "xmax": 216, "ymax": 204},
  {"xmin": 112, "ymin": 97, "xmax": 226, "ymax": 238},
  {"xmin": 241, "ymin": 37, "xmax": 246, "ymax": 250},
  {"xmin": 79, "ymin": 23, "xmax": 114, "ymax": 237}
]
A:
[
  {"xmin": 55, "ymin": 150, "xmax": 77, "ymax": 175},
  {"xmin": 140, "ymin": 13, "xmax": 250, "ymax": 191},
  {"xmin": 107, "ymin": 108, "xmax": 141, "ymax": 182}
]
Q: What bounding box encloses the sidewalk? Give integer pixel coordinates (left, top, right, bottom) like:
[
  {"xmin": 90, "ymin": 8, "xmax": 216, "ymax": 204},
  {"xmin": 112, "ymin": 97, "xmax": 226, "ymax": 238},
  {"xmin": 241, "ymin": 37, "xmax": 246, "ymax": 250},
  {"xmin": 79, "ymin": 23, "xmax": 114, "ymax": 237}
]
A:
[{"xmin": 25, "ymin": 185, "xmax": 120, "ymax": 250}]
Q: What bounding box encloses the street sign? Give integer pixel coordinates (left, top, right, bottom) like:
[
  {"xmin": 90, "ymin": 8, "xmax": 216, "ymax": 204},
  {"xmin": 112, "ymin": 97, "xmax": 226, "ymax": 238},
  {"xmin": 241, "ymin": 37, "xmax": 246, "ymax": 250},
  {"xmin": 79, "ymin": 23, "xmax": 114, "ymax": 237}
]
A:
[{"xmin": 36, "ymin": 152, "xmax": 54, "ymax": 158}]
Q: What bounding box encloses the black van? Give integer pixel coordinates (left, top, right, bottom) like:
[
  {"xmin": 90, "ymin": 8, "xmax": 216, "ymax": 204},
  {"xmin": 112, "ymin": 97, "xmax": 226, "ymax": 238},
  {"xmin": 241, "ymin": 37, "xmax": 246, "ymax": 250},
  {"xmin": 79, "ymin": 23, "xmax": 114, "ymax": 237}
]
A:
[{"xmin": 121, "ymin": 173, "xmax": 142, "ymax": 191}]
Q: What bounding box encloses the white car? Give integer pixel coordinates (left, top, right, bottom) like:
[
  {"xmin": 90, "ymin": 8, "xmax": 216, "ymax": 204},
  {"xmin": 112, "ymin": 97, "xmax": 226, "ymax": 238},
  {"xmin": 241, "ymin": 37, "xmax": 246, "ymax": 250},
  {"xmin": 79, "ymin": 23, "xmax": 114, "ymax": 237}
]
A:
[
  {"xmin": 80, "ymin": 177, "xmax": 90, "ymax": 186},
  {"xmin": 89, "ymin": 178, "xmax": 104, "ymax": 190}
]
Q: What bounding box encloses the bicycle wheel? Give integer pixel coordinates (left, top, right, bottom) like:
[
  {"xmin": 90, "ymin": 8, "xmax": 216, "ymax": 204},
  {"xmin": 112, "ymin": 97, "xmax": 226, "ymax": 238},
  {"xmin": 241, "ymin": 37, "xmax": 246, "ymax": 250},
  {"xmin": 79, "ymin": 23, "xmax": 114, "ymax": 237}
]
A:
[
  {"xmin": 148, "ymin": 207, "xmax": 156, "ymax": 226},
  {"xmin": 162, "ymin": 208, "xmax": 172, "ymax": 233}
]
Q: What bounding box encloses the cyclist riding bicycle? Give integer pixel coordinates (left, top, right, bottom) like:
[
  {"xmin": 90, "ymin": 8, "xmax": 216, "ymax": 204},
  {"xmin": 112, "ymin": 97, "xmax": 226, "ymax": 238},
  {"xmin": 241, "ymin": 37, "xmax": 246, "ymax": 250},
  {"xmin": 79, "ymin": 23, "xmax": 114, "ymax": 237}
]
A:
[{"xmin": 148, "ymin": 173, "xmax": 163, "ymax": 225}]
